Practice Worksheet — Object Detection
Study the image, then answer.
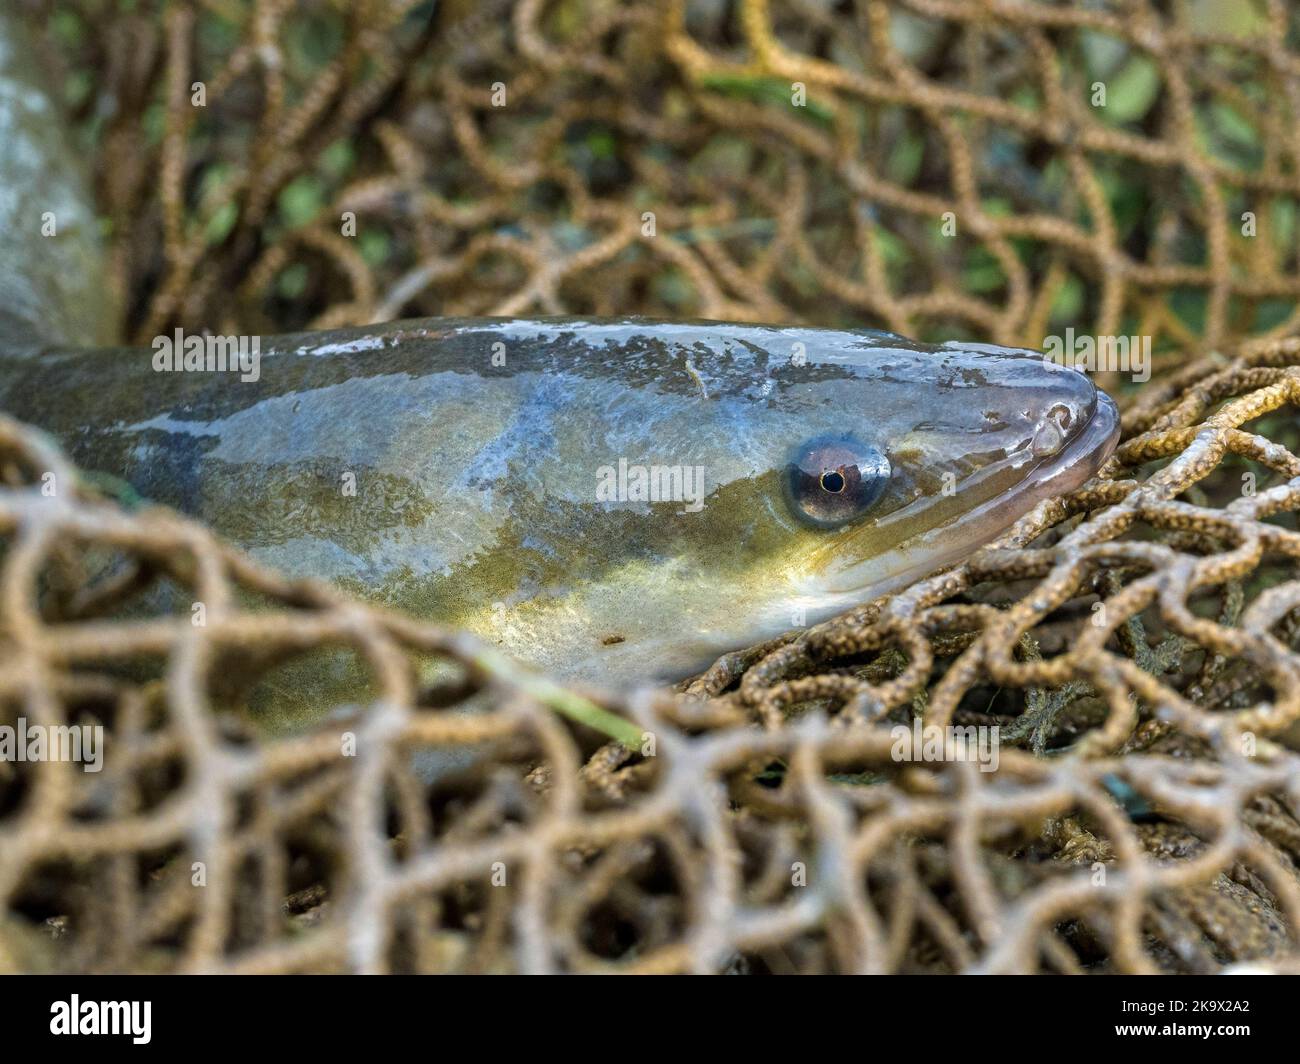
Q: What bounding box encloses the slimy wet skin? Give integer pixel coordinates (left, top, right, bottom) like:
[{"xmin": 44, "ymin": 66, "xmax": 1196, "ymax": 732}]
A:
[{"xmin": 0, "ymin": 319, "xmax": 1119, "ymax": 692}]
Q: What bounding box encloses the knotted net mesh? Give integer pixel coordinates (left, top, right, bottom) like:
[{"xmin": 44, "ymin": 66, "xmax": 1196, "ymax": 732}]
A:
[
  {"xmin": 33, "ymin": 0, "xmax": 1300, "ymax": 355},
  {"xmin": 3, "ymin": 0, "xmax": 1300, "ymax": 972}
]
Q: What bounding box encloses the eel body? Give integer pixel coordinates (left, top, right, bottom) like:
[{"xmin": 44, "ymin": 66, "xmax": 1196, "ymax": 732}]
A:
[{"xmin": 0, "ymin": 319, "xmax": 1118, "ymax": 697}]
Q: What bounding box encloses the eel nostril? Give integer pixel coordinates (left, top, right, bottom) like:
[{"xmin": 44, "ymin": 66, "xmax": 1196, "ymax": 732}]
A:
[{"xmin": 1032, "ymin": 411, "xmax": 1067, "ymax": 457}]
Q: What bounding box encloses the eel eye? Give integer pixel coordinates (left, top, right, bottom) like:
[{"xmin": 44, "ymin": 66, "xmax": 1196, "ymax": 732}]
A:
[{"xmin": 785, "ymin": 435, "xmax": 890, "ymax": 528}]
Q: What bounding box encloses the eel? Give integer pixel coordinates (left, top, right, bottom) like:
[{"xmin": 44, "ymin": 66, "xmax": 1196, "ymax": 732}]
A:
[{"xmin": 0, "ymin": 8, "xmax": 1119, "ymax": 706}]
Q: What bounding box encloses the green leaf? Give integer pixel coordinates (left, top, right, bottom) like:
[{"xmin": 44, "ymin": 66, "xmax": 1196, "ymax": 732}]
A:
[
  {"xmin": 870, "ymin": 226, "xmax": 910, "ymax": 266},
  {"xmin": 1209, "ymin": 101, "xmax": 1260, "ymax": 151},
  {"xmin": 278, "ymin": 176, "xmax": 325, "ymax": 227},
  {"xmin": 1271, "ymin": 199, "xmax": 1296, "ymax": 253},
  {"xmin": 963, "ymin": 248, "xmax": 1006, "ymax": 293},
  {"xmin": 321, "ymin": 139, "xmax": 354, "ymax": 177},
  {"xmin": 698, "ymin": 74, "xmax": 835, "ymax": 127},
  {"xmin": 277, "ymin": 263, "xmax": 309, "ymax": 299},
  {"xmin": 1049, "ymin": 274, "xmax": 1085, "ymax": 323},
  {"xmin": 204, "ymin": 202, "xmax": 238, "ymax": 245},
  {"xmin": 886, "ymin": 134, "xmax": 924, "ymax": 185},
  {"xmin": 359, "ymin": 230, "xmax": 389, "ymax": 266},
  {"xmin": 1100, "ymin": 56, "xmax": 1161, "ymax": 124}
]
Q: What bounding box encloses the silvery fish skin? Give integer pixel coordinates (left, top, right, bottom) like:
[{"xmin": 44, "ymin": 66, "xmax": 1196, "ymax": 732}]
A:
[
  {"xmin": 0, "ymin": 319, "xmax": 1118, "ymax": 697},
  {"xmin": 0, "ymin": 8, "xmax": 1120, "ymax": 715}
]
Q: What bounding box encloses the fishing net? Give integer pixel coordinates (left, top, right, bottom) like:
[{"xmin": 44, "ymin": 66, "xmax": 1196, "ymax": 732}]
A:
[
  {"xmin": 31, "ymin": 0, "xmax": 1300, "ymax": 358},
  {"xmin": 3, "ymin": 0, "xmax": 1300, "ymax": 972}
]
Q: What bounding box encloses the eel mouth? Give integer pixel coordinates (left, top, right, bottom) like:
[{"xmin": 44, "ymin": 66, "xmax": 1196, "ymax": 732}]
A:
[
  {"xmin": 1014, "ymin": 389, "xmax": 1120, "ymax": 505},
  {"xmin": 805, "ymin": 387, "xmax": 1121, "ymax": 601}
]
